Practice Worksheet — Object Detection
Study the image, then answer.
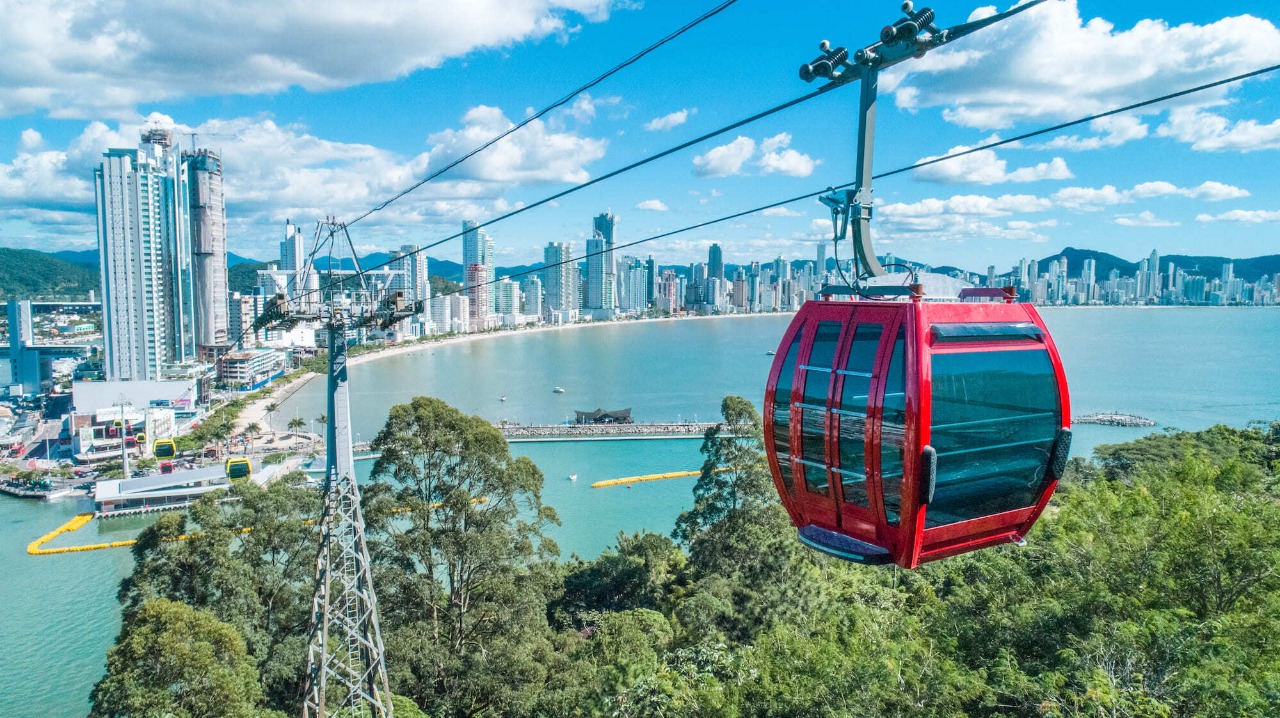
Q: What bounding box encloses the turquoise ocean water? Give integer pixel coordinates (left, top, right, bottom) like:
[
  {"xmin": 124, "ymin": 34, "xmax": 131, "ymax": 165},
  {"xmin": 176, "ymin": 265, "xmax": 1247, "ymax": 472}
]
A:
[{"xmin": 3, "ymin": 307, "xmax": 1278, "ymax": 716}]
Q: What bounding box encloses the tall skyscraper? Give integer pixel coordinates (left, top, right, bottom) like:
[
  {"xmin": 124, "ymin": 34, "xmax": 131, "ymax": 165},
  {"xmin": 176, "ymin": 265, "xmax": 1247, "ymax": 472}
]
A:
[
  {"xmin": 815, "ymin": 241, "xmax": 826, "ymax": 275},
  {"xmin": 520, "ymin": 276, "xmax": 542, "ymax": 319},
  {"xmin": 95, "ymin": 130, "xmax": 179, "ymax": 381},
  {"xmin": 462, "ymin": 220, "xmax": 494, "ymax": 323},
  {"xmin": 587, "ymin": 212, "xmax": 618, "ymax": 311},
  {"xmin": 465, "ymin": 264, "xmax": 490, "ymax": 328},
  {"xmin": 645, "ymin": 256, "xmax": 658, "ymax": 305},
  {"xmin": 96, "ymin": 130, "xmax": 232, "ymax": 378},
  {"xmin": 181, "ymin": 150, "xmax": 228, "ymax": 353},
  {"xmin": 542, "ymin": 242, "xmax": 577, "ymax": 318},
  {"xmin": 708, "ymin": 243, "xmax": 724, "ymax": 281},
  {"xmin": 388, "ymin": 245, "xmax": 429, "ymax": 303},
  {"xmin": 1149, "ymin": 248, "xmax": 1161, "ymax": 298}
]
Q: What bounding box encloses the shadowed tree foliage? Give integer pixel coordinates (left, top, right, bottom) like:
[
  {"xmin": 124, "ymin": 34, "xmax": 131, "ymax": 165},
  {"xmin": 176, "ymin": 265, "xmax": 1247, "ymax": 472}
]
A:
[{"xmin": 90, "ymin": 598, "xmax": 283, "ymax": 718}]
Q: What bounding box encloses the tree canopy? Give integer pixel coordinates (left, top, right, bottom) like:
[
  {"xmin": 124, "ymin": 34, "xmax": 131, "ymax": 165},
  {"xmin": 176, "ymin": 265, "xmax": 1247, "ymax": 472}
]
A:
[{"xmin": 94, "ymin": 399, "xmax": 1280, "ymax": 718}]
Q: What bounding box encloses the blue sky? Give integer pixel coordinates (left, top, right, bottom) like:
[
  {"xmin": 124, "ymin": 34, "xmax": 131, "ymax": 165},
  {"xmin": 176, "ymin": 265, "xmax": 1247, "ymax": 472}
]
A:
[{"xmin": 0, "ymin": 0, "xmax": 1277, "ymax": 272}]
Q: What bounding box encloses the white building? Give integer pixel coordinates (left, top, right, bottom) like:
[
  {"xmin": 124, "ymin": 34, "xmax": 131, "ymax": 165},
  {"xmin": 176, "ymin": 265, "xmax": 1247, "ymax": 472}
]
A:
[
  {"xmin": 542, "ymin": 242, "xmax": 577, "ymax": 321},
  {"xmin": 95, "ymin": 129, "xmax": 228, "ymax": 380}
]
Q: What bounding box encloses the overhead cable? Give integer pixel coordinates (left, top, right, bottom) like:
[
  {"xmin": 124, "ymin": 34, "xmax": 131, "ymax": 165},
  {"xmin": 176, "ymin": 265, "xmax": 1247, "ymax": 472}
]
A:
[{"xmin": 345, "ymin": 0, "xmax": 742, "ymax": 228}]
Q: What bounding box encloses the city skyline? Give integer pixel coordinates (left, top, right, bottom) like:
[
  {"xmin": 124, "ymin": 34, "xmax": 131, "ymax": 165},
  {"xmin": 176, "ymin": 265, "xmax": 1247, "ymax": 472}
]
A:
[{"xmin": 0, "ymin": 1, "xmax": 1276, "ymax": 270}]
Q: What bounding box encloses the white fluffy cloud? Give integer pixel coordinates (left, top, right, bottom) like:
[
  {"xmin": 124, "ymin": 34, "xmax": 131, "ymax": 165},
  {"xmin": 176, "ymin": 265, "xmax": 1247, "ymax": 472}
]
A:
[
  {"xmin": 691, "ymin": 134, "xmax": 818, "ymax": 178},
  {"xmin": 645, "ymin": 108, "xmax": 695, "ymax": 131},
  {"xmin": 425, "ymin": 105, "xmax": 607, "ymax": 184},
  {"xmin": 761, "ymin": 206, "xmax": 802, "ymax": 217},
  {"xmin": 1195, "ymin": 209, "xmax": 1280, "ymax": 223},
  {"xmin": 882, "ymin": 1, "xmax": 1280, "ymax": 147},
  {"xmin": 1053, "ymin": 180, "xmax": 1249, "ymax": 209},
  {"xmin": 692, "ymin": 136, "xmax": 756, "ymax": 177},
  {"xmin": 915, "ymin": 143, "xmax": 1072, "ymax": 185},
  {"xmin": 1035, "ymin": 115, "xmax": 1150, "ymax": 151},
  {"xmin": 635, "ymin": 199, "xmax": 668, "ymax": 211},
  {"xmin": 0, "ymin": 0, "xmax": 620, "ymax": 118},
  {"xmin": 758, "ymin": 133, "xmax": 818, "ymax": 177},
  {"xmin": 0, "ymin": 107, "xmax": 609, "ymax": 252},
  {"xmin": 875, "ymin": 193, "xmax": 1057, "ymax": 242},
  {"xmin": 1114, "ymin": 211, "xmax": 1179, "ymax": 227},
  {"xmin": 1156, "ymin": 107, "xmax": 1280, "ymax": 152}
]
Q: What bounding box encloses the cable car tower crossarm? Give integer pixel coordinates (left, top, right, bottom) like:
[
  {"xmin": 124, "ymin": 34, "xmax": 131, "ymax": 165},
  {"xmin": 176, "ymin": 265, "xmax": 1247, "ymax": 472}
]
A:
[{"xmin": 799, "ymin": 0, "xmax": 1050, "ymax": 282}]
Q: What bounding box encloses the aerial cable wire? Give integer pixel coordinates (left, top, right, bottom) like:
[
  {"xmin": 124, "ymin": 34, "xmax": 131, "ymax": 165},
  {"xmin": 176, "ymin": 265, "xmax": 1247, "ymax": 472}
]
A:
[
  {"xmin": 233, "ymin": 62, "xmax": 1280, "ymax": 352},
  {"xmin": 344, "ymin": 0, "xmax": 742, "ymax": 228}
]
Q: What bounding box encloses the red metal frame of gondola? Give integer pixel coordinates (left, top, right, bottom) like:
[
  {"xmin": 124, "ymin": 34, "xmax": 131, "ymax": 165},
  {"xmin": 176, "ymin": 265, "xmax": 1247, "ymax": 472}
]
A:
[{"xmin": 765, "ymin": 294, "xmax": 1071, "ymax": 569}]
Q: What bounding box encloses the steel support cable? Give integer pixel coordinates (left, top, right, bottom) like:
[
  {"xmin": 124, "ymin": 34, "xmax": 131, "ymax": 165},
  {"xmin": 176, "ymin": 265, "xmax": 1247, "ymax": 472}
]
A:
[
  {"xmin": 232, "ymin": 63, "xmax": 1278, "ymax": 351},
  {"xmin": 295, "ymin": 83, "xmax": 840, "ymax": 304},
  {"xmin": 431, "ymin": 63, "xmax": 1280, "ymax": 300},
  {"xmin": 344, "ymin": 0, "xmax": 742, "ymax": 228}
]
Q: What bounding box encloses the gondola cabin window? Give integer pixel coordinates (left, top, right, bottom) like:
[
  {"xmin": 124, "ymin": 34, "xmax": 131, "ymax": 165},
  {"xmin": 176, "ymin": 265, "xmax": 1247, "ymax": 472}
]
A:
[
  {"xmin": 880, "ymin": 327, "xmax": 907, "ymax": 526},
  {"xmin": 772, "ymin": 325, "xmax": 804, "ymax": 493},
  {"xmin": 927, "ymin": 346, "xmax": 1061, "ymax": 527},
  {"xmin": 798, "ymin": 322, "xmax": 842, "ymax": 496},
  {"xmin": 834, "ymin": 323, "xmax": 881, "ymax": 508}
]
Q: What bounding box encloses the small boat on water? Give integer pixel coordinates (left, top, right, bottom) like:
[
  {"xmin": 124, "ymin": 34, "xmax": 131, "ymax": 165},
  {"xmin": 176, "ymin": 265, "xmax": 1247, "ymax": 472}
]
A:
[
  {"xmin": 500, "ymin": 396, "xmax": 507, "ymax": 401},
  {"xmin": 553, "ymin": 386, "xmax": 566, "ymax": 394},
  {"xmin": 569, "ymin": 473, "xmax": 578, "ymax": 481},
  {"xmin": 765, "ymin": 350, "xmax": 776, "ymax": 355}
]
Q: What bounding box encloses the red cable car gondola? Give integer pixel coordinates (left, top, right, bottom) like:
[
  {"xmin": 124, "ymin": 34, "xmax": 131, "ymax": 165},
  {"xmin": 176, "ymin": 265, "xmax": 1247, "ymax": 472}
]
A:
[{"xmin": 764, "ymin": 286, "xmax": 1071, "ymax": 569}]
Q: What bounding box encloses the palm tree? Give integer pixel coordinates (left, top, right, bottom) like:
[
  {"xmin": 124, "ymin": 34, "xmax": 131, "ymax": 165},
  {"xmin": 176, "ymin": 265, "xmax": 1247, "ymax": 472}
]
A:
[
  {"xmin": 264, "ymin": 402, "xmax": 279, "ymax": 433},
  {"xmin": 288, "ymin": 417, "xmax": 305, "ymax": 436},
  {"xmin": 244, "ymin": 422, "xmax": 262, "ymax": 453}
]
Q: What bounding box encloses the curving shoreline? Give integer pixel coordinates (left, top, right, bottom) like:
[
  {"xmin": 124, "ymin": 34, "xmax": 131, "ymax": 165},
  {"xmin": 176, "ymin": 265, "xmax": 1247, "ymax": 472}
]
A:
[{"xmin": 246, "ymin": 313, "xmax": 789, "ymax": 430}]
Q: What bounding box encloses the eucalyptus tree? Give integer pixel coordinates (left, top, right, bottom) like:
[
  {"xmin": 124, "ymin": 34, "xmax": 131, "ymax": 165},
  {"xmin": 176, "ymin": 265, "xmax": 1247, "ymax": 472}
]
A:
[{"xmin": 368, "ymin": 396, "xmax": 562, "ymax": 717}]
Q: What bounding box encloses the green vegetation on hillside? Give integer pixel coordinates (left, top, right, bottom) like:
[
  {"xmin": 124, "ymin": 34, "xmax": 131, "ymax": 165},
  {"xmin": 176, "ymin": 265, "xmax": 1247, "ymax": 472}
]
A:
[
  {"xmin": 228, "ymin": 261, "xmax": 269, "ymax": 296},
  {"xmin": 0, "ymin": 248, "xmax": 98, "ymax": 300},
  {"xmin": 429, "ymin": 274, "xmax": 462, "ymax": 296},
  {"xmin": 95, "ymin": 403, "xmax": 1280, "ymax": 717}
]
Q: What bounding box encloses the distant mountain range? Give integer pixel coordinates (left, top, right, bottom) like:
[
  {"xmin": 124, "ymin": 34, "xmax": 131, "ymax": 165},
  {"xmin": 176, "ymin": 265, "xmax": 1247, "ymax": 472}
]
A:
[
  {"xmin": 53, "ymin": 249, "xmax": 261, "ymax": 268},
  {"xmin": 7, "ymin": 246, "xmax": 1278, "ymax": 303}
]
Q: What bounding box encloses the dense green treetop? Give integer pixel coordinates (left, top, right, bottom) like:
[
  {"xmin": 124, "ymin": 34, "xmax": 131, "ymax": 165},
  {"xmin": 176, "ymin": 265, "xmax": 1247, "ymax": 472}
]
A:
[{"xmin": 94, "ymin": 406, "xmax": 1280, "ymax": 718}]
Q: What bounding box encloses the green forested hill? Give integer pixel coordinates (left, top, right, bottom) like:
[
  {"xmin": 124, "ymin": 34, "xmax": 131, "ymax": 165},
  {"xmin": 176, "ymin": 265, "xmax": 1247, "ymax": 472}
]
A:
[{"xmin": 0, "ymin": 248, "xmax": 98, "ymax": 300}]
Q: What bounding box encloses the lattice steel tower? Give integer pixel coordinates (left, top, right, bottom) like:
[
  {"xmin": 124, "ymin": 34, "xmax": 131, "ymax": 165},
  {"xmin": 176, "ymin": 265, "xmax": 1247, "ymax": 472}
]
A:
[{"xmin": 257, "ymin": 220, "xmax": 404, "ymax": 717}]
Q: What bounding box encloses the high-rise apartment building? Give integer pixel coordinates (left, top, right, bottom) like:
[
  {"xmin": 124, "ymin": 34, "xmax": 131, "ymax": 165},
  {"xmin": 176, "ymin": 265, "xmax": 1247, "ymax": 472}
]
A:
[
  {"xmin": 95, "ymin": 130, "xmax": 177, "ymax": 380},
  {"xmin": 586, "ymin": 212, "xmax": 618, "ymax": 312},
  {"xmin": 387, "ymin": 245, "xmax": 430, "ymax": 304},
  {"xmin": 96, "ymin": 130, "xmax": 231, "ymax": 378},
  {"xmin": 708, "ymin": 243, "xmax": 724, "ymax": 281},
  {"xmin": 462, "ymin": 220, "xmax": 495, "ymax": 314},
  {"xmin": 543, "ymin": 241, "xmax": 577, "ymax": 318},
  {"xmin": 520, "ymin": 276, "xmax": 543, "ymax": 319},
  {"xmin": 182, "ymin": 150, "xmax": 228, "ymax": 353}
]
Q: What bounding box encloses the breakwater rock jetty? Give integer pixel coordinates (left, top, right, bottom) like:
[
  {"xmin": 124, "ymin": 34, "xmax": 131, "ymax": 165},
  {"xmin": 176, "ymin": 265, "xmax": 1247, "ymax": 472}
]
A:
[
  {"xmin": 498, "ymin": 421, "xmax": 723, "ymax": 441},
  {"xmin": 1076, "ymin": 413, "xmax": 1157, "ymax": 427}
]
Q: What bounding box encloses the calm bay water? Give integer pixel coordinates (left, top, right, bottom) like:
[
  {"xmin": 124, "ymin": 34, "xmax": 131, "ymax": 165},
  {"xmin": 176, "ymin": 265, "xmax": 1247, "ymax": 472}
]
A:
[{"xmin": 3, "ymin": 307, "xmax": 1278, "ymax": 717}]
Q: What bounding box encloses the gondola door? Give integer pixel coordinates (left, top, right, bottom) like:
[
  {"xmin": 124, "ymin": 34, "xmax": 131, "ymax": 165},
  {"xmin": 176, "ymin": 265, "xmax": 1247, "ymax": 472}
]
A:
[
  {"xmin": 790, "ymin": 306, "xmax": 849, "ymax": 531},
  {"xmin": 832, "ymin": 305, "xmax": 905, "ymax": 549}
]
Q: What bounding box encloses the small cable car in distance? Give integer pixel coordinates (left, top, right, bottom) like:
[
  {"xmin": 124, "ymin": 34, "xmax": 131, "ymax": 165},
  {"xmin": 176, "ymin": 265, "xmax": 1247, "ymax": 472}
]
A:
[
  {"xmin": 765, "ymin": 285, "xmax": 1071, "ymax": 569},
  {"xmin": 153, "ymin": 439, "xmax": 177, "ymax": 460},
  {"xmin": 225, "ymin": 457, "xmax": 252, "ymax": 481},
  {"xmin": 772, "ymin": 0, "xmax": 1069, "ymax": 569}
]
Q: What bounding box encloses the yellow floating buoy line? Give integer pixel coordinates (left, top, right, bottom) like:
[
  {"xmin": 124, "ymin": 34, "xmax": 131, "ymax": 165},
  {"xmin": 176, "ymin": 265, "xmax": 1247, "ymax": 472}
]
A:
[
  {"xmin": 28, "ymin": 497, "xmax": 489, "ymax": 556},
  {"xmin": 591, "ymin": 467, "xmax": 731, "ymax": 489}
]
